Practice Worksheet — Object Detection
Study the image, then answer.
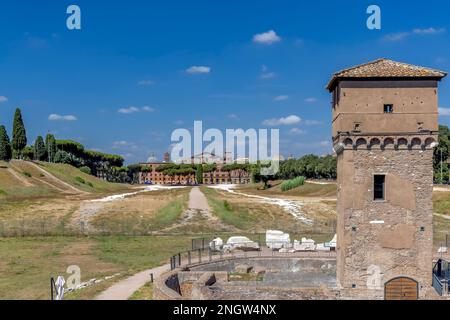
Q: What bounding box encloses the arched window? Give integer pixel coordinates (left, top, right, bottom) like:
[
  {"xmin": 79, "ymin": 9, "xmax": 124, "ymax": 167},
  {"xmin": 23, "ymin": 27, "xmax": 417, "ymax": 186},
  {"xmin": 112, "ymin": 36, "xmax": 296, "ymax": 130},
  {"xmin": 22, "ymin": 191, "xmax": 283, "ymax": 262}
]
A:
[
  {"xmin": 369, "ymin": 138, "xmax": 381, "ymax": 149},
  {"xmin": 343, "ymin": 138, "xmax": 353, "ymax": 148},
  {"xmin": 355, "ymin": 138, "xmax": 367, "ymax": 149},
  {"xmin": 411, "ymin": 138, "xmax": 422, "ymax": 149},
  {"xmin": 397, "ymin": 138, "xmax": 408, "ymax": 149},
  {"xmin": 383, "ymin": 138, "xmax": 395, "ymax": 149},
  {"xmin": 425, "ymin": 137, "xmax": 436, "ymax": 148}
]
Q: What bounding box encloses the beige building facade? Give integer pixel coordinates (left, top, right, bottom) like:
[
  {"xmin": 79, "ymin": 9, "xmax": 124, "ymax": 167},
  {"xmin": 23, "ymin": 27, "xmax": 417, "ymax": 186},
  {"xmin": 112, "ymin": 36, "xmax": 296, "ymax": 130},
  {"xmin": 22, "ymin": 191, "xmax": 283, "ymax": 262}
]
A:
[{"xmin": 328, "ymin": 59, "xmax": 446, "ymax": 299}]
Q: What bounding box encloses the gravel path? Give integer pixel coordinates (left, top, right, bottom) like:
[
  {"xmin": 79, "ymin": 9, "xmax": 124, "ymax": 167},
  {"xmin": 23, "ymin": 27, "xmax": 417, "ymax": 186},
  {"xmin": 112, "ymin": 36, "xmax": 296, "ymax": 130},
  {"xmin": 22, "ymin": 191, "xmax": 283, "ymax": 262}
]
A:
[
  {"xmin": 188, "ymin": 186, "xmax": 211, "ymax": 210},
  {"xmin": 95, "ymin": 264, "xmax": 169, "ymax": 300}
]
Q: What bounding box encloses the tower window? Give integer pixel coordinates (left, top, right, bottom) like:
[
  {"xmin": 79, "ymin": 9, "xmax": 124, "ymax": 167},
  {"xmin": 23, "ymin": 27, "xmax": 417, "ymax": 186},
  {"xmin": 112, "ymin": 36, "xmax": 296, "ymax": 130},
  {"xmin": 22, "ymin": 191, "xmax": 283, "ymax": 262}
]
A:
[
  {"xmin": 384, "ymin": 104, "xmax": 394, "ymax": 113},
  {"xmin": 374, "ymin": 175, "xmax": 385, "ymax": 200},
  {"xmin": 353, "ymin": 122, "xmax": 361, "ymax": 132}
]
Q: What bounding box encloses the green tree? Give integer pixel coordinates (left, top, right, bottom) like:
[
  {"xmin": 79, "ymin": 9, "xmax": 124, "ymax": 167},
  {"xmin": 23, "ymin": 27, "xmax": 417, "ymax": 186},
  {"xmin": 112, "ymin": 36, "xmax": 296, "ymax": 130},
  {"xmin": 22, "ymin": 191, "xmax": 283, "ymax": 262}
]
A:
[
  {"xmin": 0, "ymin": 125, "xmax": 12, "ymax": 161},
  {"xmin": 33, "ymin": 136, "xmax": 46, "ymax": 161},
  {"xmin": 12, "ymin": 108, "xmax": 27, "ymax": 158},
  {"xmin": 195, "ymin": 164, "xmax": 203, "ymax": 184},
  {"xmin": 22, "ymin": 146, "xmax": 34, "ymax": 160},
  {"xmin": 434, "ymin": 125, "xmax": 450, "ymax": 183},
  {"xmin": 45, "ymin": 134, "xmax": 57, "ymax": 162}
]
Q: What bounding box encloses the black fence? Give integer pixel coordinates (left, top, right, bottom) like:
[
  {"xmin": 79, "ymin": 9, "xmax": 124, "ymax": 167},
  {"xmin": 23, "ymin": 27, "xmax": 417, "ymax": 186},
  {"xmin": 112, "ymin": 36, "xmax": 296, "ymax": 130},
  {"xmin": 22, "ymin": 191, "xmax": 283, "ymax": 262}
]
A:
[{"xmin": 432, "ymin": 259, "xmax": 450, "ymax": 296}]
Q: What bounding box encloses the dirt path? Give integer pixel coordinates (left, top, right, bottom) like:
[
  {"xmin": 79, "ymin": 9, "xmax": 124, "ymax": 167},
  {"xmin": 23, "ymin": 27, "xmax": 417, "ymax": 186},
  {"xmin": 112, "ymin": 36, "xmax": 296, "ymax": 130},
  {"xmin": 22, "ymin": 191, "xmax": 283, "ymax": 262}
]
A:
[
  {"xmin": 95, "ymin": 264, "xmax": 169, "ymax": 300},
  {"xmin": 434, "ymin": 186, "xmax": 450, "ymax": 192},
  {"xmin": 6, "ymin": 167, "xmax": 34, "ymax": 187},
  {"xmin": 188, "ymin": 186, "xmax": 211, "ymax": 210},
  {"xmin": 208, "ymin": 184, "xmax": 314, "ymax": 224},
  {"xmin": 159, "ymin": 186, "xmax": 233, "ymax": 233},
  {"xmin": 24, "ymin": 161, "xmax": 87, "ymax": 194},
  {"xmin": 434, "ymin": 213, "xmax": 450, "ymax": 220}
]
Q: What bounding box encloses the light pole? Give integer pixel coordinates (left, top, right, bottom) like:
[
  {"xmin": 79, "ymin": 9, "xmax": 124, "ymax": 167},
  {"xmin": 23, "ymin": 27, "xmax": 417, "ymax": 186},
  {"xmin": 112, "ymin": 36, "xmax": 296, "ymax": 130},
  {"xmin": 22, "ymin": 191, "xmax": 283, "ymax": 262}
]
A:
[{"xmin": 441, "ymin": 148, "xmax": 443, "ymax": 184}]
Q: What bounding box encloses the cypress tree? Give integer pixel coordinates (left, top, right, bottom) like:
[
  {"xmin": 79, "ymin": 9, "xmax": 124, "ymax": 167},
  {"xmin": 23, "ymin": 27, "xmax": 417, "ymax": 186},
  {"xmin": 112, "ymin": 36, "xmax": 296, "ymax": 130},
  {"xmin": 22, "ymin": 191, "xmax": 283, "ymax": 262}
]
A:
[
  {"xmin": 45, "ymin": 134, "xmax": 57, "ymax": 162},
  {"xmin": 0, "ymin": 125, "xmax": 12, "ymax": 161},
  {"xmin": 34, "ymin": 136, "xmax": 46, "ymax": 161},
  {"xmin": 195, "ymin": 164, "xmax": 203, "ymax": 184},
  {"xmin": 12, "ymin": 108, "xmax": 27, "ymax": 159}
]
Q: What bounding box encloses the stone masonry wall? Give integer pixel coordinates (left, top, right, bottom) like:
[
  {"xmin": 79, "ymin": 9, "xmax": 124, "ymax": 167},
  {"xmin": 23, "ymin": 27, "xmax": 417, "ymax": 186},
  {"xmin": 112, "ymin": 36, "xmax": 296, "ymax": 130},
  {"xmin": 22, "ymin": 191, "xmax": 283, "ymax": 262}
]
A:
[{"xmin": 337, "ymin": 148, "xmax": 434, "ymax": 299}]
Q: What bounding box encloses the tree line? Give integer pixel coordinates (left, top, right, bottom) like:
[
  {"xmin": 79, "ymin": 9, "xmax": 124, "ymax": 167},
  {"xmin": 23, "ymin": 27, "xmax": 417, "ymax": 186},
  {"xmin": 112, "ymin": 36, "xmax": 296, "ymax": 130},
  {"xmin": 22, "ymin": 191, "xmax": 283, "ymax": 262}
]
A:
[
  {"xmin": 0, "ymin": 108, "xmax": 129, "ymax": 183},
  {"xmin": 434, "ymin": 124, "xmax": 450, "ymax": 184}
]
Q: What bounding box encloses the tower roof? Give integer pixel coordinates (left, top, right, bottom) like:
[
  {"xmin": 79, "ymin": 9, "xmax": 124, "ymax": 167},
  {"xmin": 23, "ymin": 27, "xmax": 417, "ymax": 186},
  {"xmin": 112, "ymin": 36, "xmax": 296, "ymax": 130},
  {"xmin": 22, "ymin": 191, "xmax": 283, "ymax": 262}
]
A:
[{"xmin": 327, "ymin": 58, "xmax": 447, "ymax": 91}]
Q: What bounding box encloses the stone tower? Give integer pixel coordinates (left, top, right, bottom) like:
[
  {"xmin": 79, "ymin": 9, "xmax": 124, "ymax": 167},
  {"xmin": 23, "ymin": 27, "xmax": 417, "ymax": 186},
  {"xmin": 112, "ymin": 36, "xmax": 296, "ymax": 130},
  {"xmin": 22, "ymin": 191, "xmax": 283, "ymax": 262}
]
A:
[{"xmin": 327, "ymin": 59, "xmax": 446, "ymax": 299}]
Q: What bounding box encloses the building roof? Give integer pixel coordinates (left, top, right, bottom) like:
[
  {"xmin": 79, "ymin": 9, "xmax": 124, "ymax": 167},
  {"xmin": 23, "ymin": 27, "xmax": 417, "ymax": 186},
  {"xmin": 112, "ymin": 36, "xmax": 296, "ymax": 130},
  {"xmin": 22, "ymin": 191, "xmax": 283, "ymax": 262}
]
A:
[{"xmin": 327, "ymin": 58, "xmax": 447, "ymax": 91}]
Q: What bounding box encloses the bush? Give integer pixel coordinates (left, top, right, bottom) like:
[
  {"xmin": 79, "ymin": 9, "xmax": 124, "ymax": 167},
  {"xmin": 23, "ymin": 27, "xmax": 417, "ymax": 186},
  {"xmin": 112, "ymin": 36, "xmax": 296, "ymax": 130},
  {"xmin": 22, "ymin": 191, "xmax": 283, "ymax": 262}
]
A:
[
  {"xmin": 0, "ymin": 189, "xmax": 7, "ymax": 195},
  {"xmin": 281, "ymin": 176, "xmax": 306, "ymax": 192},
  {"xmin": 74, "ymin": 176, "xmax": 85, "ymax": 184},
  {"xmin": 86, "ymin": 181, "xmax": 94, "ymax": 187},
  {"xmin": 54, "ymin": 150, "xmax": 84, "ymax": 167},
  {"xmin": 23, "ymin": 171, "xmax": 32, "ymax": 178},
  {"xmin": 223, "ymin": 200, "xmax": 231, "ymax": 211},
  {"xmin": 79, "ymin": 166, "xmax": 91, "ymax": 175}
]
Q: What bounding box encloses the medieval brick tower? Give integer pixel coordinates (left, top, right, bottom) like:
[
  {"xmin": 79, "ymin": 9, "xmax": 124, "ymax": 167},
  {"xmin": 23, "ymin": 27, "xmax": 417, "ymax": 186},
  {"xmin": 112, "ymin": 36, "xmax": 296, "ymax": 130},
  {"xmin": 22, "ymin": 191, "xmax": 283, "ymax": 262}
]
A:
[{"xmin": 327, "ymin": 59, "xmax": 446, "ymax": 299}]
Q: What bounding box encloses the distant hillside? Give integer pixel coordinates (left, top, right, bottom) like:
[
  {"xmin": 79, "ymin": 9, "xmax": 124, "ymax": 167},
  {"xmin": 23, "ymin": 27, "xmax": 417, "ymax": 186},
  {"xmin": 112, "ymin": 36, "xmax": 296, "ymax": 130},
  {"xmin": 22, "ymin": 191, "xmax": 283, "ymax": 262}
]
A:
[
  {"xmin": 0, "ymin": 160, "xmax": 130, "ymax": 199},
  {"xmin": 237, "ymin": 180, "xmax": 337, "ymax": 198}
]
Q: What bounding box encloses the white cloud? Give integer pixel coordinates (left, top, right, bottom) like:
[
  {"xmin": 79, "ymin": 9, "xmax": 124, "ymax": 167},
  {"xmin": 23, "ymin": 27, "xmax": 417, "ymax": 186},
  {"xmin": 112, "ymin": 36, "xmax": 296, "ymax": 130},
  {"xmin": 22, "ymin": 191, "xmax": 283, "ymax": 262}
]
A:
[
  {"xmin": 0, "ymin": 96, "xmax": 8, "ymax": 103},
  {"xmin": 260, "ymin": 65, "xmax": 276, "ymax": 79},
  {"xmin": 186, "ymin": 66, "xmax": 211, "ymax": 74},
  {"xmin": 260, "ymin": 72, "xmax": 276, "ymax": 79},
  {"xmin": 304, "ymin": 97, "xmax": 317, "ymax": 103},
  {"xmin": 273, "ymin": 95, "xmax": 289, "ymax": 101},
  {"xmin": 289, "ymin": 128, "xmax": 305, "ymax": 135},
  {"xmin": 319, "ymin": 140, "xmax": 330, "ymax": 147},
  {"xmin": 305, "ymin": 120, "xmax": 322, "ymax": 125},
  {"xmin": 383, "ymin": 32, "xmax": 410, "ymax": 41},
  {"xmin": 439, "ymin": 107, "xmax": 450, "ymax": 116},
  {"xmin": 118, "ymin": 106, "xmax": 154, "ymax": 114},
  {"xmin": 227, "ymin": 113, "xmax": 239, "ymax": 119},
  {"xmin": 142, "ymin": 106, "xmax": 155, "ymax": 112},
  {"xmin": 413, "ymin": 27, "xmax": 445, "ymax": 35},
  {"xmin": 252, "ymin": 30, "xmax": 281, "ymax": 45},
  {"xmin": 262, "ymin": 115, "xmax": 301, "ymax": 126},
  {"xmin": 112, "ymin": 140, "xmax": 138, "ymax": 150},
  {"xmin": 383, "ymin": 27, "xmax": 445, "ymax": 41},
  {"xmin": 137, "ymin": 80, "xmax": 155, "ymax": 86},
  {"xmin": 118, "ymin": 106, "xmax": 140, "ymax": 114},
  {"xmin": 48, "ymin": 114, "xmax": 77, "ymax": 121}
]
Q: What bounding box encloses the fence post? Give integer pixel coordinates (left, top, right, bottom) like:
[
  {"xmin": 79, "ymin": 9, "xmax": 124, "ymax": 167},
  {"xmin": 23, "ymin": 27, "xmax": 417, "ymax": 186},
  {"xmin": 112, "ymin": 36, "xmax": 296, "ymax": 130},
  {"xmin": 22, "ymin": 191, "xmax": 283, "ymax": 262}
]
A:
[
  {"xmin": 50, "ymin": 277, "xmax": 54, "ymax": 300},
  {"xmin": 198, "ymin": 249, "xmax": 202, "ymax": 263},
  {"xmin": 150, "ymin": 273, "xmax": 154, "ymax": 283},
  {"xmin": 188, "ymin": 251, "xmax": 191, "ymax": 265},
  {"xmin": 209, "ymin": 248, "xmax": 212, "ymax": 262},
  {"xmin": 178, "ymin": 253, "xmax": 181, "ymax": 267}
]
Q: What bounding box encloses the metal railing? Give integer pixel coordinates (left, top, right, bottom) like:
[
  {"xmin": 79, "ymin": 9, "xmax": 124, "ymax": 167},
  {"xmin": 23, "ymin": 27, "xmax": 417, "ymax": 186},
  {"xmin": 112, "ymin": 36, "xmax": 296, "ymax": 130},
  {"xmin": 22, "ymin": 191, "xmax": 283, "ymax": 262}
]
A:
[
  {"xmin": 170, "ymin": 240, "xmax": 336, "ymax": 271},
  {"xmin": 432, "ymin": 259, "xmax": 450, "ymax": 296}
]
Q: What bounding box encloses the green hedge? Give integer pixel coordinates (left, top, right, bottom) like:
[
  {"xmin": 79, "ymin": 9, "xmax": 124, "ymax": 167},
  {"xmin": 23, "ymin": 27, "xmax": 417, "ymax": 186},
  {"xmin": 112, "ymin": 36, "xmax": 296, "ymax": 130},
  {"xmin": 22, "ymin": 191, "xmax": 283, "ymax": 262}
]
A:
[{"xmin": 280, "ymin": 176, "xmax": 306, "ymax": 192}]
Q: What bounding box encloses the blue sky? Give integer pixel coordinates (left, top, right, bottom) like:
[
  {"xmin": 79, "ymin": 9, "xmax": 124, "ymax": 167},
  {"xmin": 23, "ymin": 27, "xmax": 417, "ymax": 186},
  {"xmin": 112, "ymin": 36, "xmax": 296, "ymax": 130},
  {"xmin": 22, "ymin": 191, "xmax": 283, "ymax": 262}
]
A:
[{"xmin": 1, "ymin": 0, "xmax": 450, "ymax": 164}]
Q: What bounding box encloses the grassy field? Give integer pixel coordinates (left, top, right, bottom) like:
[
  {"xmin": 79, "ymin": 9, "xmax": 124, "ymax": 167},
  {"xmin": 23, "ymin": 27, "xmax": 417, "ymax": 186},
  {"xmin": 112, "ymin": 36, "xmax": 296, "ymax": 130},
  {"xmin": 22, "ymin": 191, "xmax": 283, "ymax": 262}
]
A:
[
  {"xmin": 89, "ymin": 188, "xmax": 190, "ymax": 234},
  {"xmin": 0, "ymin": 171, "xmax": 448, "ymax": 300},
  {"xmin": 36, "ymin": 161, "xmax": 130, "ymax": 194},
  {"xmin": 431, "ymin": 191, "xmax": 450, "ymax": 246},
  {"xmin": 129, "ymin": 282, "xmax": 153, "ymax": 300},
  {"xmin": 0, "ymin": 160, "xmax": 131, "ymax": 200},
  {"xmin": 236, "ymin": 181, "xmax": 337, "ymax": 198},
  {"xmin": 0, "ymin": 235, "xmax": 192, "ymax": 300},
  {"xmin": 202, "ymin": 186, "xmax": 336, "ymax": 235},
  {"xmin": 433, "ymin": 191, "xmax": 450, "ymax": 215}
]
